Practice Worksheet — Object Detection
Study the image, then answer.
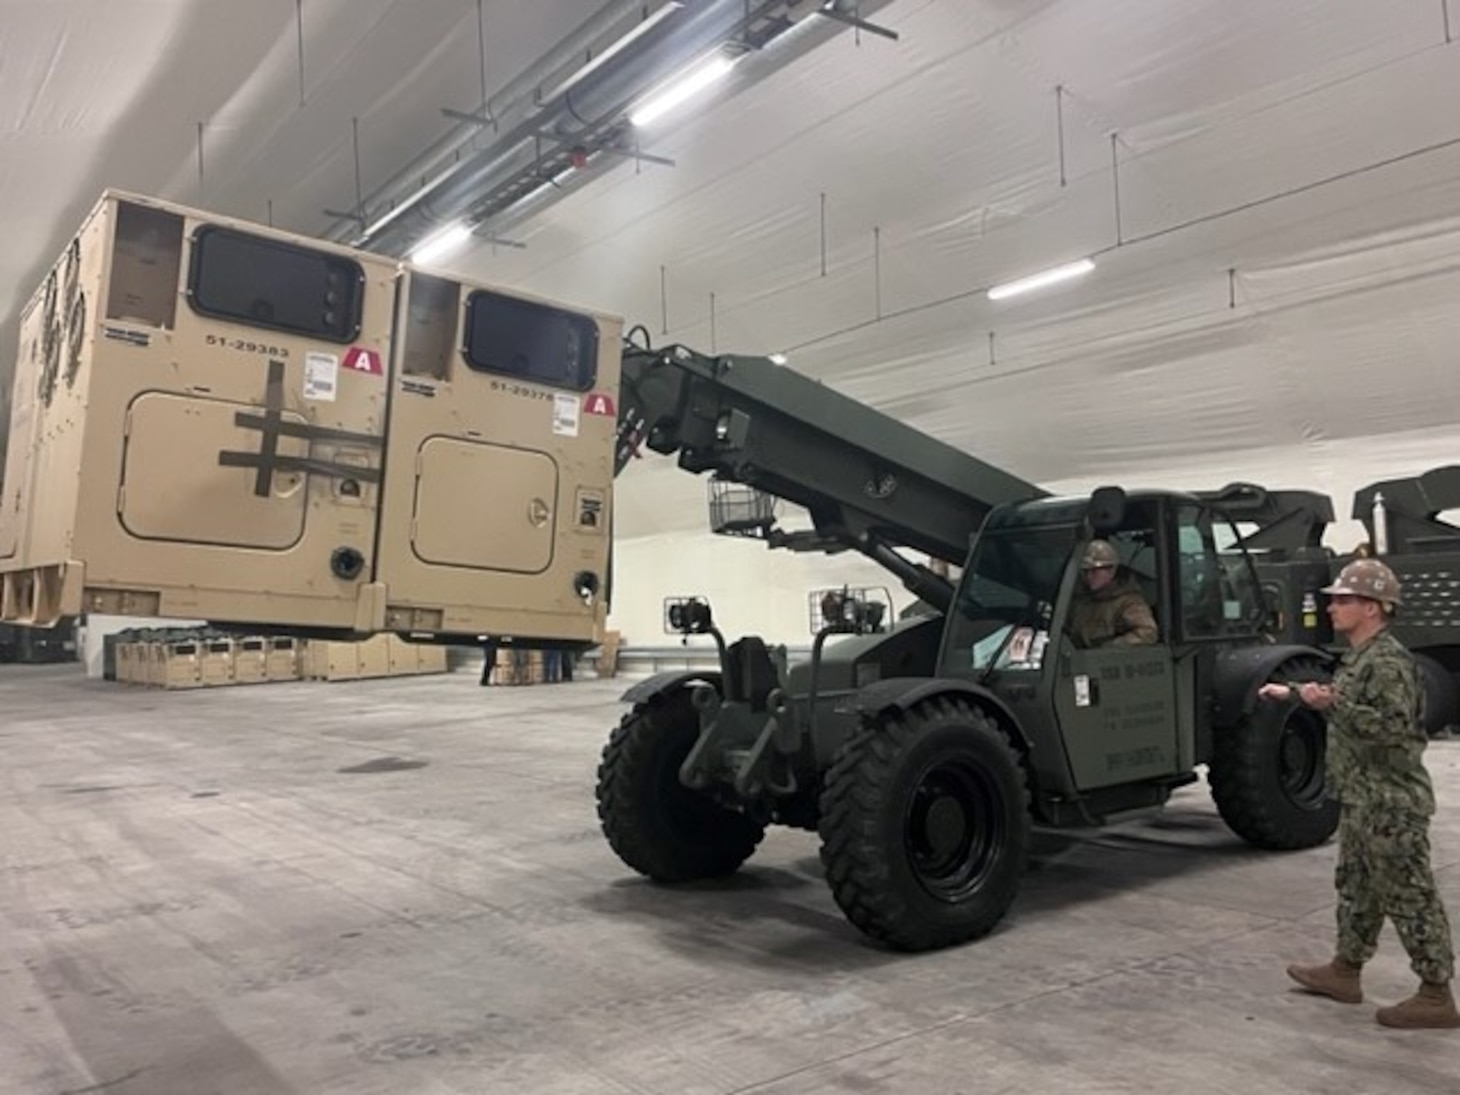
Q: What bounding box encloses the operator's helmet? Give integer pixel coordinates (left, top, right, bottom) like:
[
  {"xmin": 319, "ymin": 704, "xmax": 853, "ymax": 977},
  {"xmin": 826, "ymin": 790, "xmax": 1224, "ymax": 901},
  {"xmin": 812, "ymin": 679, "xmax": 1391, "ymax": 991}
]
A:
[
  {"xmin": 1320, "ymin": 558, "xmax": 1402, "ymax": 606},
  {"xmin": 1081, "ymin": 539, "xmax": 1120, "ymax": 570}
]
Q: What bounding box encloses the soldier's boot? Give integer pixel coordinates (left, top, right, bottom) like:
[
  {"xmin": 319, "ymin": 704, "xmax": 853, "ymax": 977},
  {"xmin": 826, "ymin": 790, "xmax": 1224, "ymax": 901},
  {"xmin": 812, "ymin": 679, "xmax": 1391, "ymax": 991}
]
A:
[
  {"xmin": 1375, "ymin": 981, "xmax": 1460, "ymax": 1029},
  {"xmin": 1286, "ymin": 957, "xmax": 1363, "ymax": 1004}
]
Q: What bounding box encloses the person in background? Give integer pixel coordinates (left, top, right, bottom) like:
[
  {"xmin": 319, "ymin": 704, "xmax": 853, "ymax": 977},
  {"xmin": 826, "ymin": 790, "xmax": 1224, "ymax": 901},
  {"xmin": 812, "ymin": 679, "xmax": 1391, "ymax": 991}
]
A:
[
  {"xmin": 478, "ymin": 638, "xmax": 500, "ymax": 686},
  {"xmin": 1260, "ymin": 558, "xmax": 1457, "ymax": 1030},
  {"xmin": 1067, "ymin": 539, "xmax": 1158, "ymax": 648}
]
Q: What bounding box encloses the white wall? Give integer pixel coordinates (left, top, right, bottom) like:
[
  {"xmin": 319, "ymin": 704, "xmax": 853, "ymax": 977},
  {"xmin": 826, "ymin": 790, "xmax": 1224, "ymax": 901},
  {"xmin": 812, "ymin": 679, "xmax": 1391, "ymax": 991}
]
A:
[{"xmin": 608, "ymin": 530, "xmax": 911, "ymax": 650}]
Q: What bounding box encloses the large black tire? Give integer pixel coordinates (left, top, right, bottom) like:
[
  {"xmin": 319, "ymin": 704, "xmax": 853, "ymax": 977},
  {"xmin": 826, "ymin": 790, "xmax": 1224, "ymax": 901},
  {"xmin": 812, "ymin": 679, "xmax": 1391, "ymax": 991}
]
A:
[
  {"xmin": 1209, "ymin": 661, "xmax": 1339, "ymax": 850},
  {"xmin": 1415, "ymin": 654, "xmax": 1458, "ymax": 739},
  {"xmin": 817, "ymin": 697, "xmax": 1030, "ymax": 951},
  {"xmin": 596, "ymin": 692, "xmax": 766, "ymax": 882}
]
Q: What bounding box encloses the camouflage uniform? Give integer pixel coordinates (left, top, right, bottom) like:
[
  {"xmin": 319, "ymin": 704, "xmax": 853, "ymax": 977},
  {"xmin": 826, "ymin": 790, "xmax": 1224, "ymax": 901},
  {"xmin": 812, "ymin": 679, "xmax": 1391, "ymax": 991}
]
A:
[
  {"xmin": 1068, "ymin": 575, "xmax": 1159, "ymax": 648},
  {"xmin": 1326, "ymin": 628, "xmax": 1454, "ymax": 984}
]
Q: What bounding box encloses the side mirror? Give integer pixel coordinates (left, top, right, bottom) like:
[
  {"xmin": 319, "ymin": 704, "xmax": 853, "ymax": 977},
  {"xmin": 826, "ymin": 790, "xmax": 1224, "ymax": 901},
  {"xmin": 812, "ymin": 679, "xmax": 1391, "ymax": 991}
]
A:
[{"xmin": 1088, "ymin": 486, "xmax": 1127, "ymax": 533}]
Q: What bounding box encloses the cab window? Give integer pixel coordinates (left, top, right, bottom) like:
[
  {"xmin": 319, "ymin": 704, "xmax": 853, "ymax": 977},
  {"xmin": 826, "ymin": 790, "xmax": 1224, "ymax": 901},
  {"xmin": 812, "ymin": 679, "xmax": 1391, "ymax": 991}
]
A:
[{"xmin": 1174, "ymin": 504, "xmax": 1266, "ymax": 639}]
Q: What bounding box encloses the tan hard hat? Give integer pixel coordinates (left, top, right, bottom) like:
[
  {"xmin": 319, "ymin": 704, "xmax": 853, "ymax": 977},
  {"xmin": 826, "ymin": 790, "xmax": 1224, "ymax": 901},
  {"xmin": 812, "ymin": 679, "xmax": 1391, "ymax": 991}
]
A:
[
  {"xmin": 1320, "ymin": 558, "xmax": 1402, "ymax": 605},
  {"xmin": 1082, "ymin": 539, "xmax": 1120, "ymax": 569}
]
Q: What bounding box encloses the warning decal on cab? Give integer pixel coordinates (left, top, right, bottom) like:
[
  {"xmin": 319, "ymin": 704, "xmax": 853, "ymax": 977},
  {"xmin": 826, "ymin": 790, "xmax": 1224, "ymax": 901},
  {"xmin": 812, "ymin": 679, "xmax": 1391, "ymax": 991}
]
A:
[
  {"xmin": 584, "ymin": 392, "xmax": 616, "ymax": 416},
  {"xmin": 342, "ymin": 346, "xmax": 384, "ymax": 376}
]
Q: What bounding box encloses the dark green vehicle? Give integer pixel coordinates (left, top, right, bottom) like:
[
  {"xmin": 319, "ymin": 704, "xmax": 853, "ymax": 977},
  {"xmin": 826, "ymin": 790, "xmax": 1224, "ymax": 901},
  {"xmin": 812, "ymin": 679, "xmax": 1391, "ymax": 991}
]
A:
[{"xmin": 597, "ymin": 342, "xmax": 1338, "ymax": 951}]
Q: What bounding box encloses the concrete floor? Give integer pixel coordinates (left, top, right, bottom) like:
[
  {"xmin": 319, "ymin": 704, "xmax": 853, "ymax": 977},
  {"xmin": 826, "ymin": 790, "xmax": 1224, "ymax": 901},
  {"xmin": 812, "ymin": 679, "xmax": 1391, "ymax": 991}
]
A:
[{"xmin": 1, "ymin": 663, "xmax": 1457, "ymax": 1095}]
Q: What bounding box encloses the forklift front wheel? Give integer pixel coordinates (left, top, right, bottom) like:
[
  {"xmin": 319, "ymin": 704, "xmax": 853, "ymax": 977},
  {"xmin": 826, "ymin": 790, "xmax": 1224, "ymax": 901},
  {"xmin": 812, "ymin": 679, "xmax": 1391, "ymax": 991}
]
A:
[
  {"xmin": 596, "ymin": 692, "xmax": 766, "ymax": 882},
  {"xmin": 818, "ymin": 697, "xmax": 1030, "ymax": 951}
]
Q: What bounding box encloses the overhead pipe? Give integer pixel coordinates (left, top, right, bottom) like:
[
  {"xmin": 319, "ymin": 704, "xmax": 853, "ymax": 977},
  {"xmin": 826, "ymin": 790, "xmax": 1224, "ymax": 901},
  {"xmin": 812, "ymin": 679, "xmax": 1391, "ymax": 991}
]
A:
[
  {"xmin": 357, "ymin": 1, "xmax": 894, "ymax": 257},
  {"xmin": 322, "ymin": 0, "xmax": 677, "ymax": 244},
  {"xmin": 475, "ymin": 1, "xmax": 893, "ymax": 240},
  {"xmin": 363, "ymin": 0, "xmax": 775, "ymax": 257}
]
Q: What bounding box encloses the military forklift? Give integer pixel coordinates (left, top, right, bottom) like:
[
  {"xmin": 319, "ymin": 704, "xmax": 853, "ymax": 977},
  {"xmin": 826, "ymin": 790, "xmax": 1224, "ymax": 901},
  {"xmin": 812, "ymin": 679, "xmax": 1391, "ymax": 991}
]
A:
[{"xmin": 598, "ymin": 340, "xmax": 1338, "ymax": 950}]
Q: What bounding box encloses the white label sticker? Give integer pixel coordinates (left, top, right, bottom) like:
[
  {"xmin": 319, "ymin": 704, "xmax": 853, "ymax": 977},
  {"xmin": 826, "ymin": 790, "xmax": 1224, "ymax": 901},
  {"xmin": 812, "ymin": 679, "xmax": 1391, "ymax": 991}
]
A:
[
  {"xmin": 553, "ymin": 392, "xmax": 580, "ymax": 437},
  {"xmin": 1074, "ymin": 674, "xmax": 1091, "ymax": 708},
  {"xmin": 304, "ymin": 352, "xmax": 338, "ymax": 402},
  {"xmin": 1008, "ymin": 626, "xmax": 1032, "ymax": 663}
]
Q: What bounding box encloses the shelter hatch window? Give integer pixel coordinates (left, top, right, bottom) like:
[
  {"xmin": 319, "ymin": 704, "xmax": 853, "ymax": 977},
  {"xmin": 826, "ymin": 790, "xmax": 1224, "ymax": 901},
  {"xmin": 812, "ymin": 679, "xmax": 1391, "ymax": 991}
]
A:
[
  {"xmin": 462, "ymin": 289, "xmax": 597, "ymax": 391},
  {"xmin": 186, "ymin": 227, "xmax": 364, "ymax": 342}
]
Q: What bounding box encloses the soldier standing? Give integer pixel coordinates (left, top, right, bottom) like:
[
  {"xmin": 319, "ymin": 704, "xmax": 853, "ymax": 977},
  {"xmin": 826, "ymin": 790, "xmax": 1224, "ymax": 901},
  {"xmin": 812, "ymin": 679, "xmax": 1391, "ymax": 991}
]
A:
[
  {"xmin": 478, "ymin": 637, "xmax": 500, "ymax": 686},
  {"xmin": 1067, "ymin": 539, "xmax": 1159, "ymax": 648},
  {"xmin": 1259, "ymin": 559, "xmax": 1458, "ymax": 1029}
]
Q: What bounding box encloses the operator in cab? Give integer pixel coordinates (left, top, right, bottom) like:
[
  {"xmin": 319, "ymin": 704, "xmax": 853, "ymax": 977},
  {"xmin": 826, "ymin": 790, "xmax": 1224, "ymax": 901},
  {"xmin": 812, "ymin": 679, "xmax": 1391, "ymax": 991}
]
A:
[{"xmin": 1067, "ymin": 539, "xmax": 1159, "ymax": 648}]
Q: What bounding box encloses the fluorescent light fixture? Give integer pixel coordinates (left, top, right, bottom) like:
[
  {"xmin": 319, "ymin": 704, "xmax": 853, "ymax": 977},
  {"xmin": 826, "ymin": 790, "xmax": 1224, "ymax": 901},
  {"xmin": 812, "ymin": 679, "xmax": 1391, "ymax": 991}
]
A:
[
  {"xmin": 767, "ymin": 352, "xmax": 788, "ymax": 365},
  {"xmin": 986, "ymin": 258, "xmax": 1095, "ymax": 301},
  {"xmin": 542, "ymin": 2, "xmax": 684, "ymax": 101},
  {"xmin": 409, "ymin": 222, "xmax": 473, "ymax": 265},
  {"xmin": 630, "ymin": 52, "xmax": 737, "ymax": 127}
]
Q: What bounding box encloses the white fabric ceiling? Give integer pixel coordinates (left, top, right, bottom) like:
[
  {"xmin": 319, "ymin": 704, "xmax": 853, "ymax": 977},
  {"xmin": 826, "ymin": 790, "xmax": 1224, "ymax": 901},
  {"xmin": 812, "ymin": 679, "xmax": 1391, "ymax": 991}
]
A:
[{"xmin": 3, "ymin": 1, "xmax": 1458, "ymax": 631}]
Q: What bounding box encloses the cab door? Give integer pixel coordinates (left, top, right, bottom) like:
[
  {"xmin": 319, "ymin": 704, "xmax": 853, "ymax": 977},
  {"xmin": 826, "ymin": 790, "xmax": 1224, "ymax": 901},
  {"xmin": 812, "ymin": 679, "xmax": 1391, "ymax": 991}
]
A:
[
  {"xmin": 1055, "ymin": 641, "xmax": 1181, "ymax": 790},
  {"xmin": 1053, "ymin": 518, "xmax": 1183, "ymax": 790}
]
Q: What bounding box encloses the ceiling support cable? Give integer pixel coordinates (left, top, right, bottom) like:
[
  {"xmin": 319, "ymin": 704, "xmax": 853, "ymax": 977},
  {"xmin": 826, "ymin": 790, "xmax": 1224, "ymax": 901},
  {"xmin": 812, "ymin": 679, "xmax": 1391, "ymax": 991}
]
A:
[{"xmin": 296, "ymin": 0, "xmax": 307, "ymax": 107}]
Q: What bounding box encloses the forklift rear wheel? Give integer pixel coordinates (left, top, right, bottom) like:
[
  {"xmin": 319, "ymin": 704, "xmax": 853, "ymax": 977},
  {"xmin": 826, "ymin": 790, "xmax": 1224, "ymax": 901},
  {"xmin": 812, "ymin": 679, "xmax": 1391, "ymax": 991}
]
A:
[
  {"xmin": 1415, "ymin": 654, "xmax": 1458, "ymax": 739},
  {"xmin": 818, "ymin": 697, "xmax": 1029, "ymax": 951},
  {"xmin": 1209, "ymin": 663, "xmax": 1339, "ymax": 850},
  {"xmin": 596, "ymin": 691, "xmax": 766, "ymax": 882}
]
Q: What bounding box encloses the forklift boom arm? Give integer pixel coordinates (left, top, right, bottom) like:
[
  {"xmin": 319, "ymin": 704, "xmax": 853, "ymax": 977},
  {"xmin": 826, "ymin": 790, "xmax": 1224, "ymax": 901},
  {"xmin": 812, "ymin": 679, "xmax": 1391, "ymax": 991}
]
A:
[{"xmin": 615, "ymin": 343, "xmax": 1046, "ymax": 610}]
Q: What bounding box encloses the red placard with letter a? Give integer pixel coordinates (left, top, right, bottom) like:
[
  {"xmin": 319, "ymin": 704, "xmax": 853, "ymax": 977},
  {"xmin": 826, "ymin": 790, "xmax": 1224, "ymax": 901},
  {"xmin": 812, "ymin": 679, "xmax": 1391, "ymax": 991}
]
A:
[{"xmin": 342, "ymin": 346, "xmax": 384, "ymax": 376}]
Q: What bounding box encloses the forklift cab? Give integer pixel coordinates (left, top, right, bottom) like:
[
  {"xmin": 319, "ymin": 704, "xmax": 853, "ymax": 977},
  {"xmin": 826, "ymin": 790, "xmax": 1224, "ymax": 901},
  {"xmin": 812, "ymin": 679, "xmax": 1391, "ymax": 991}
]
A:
[{"xmin": 941, "ymin": 491, "xmax": 1271, "ymax": 798}]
